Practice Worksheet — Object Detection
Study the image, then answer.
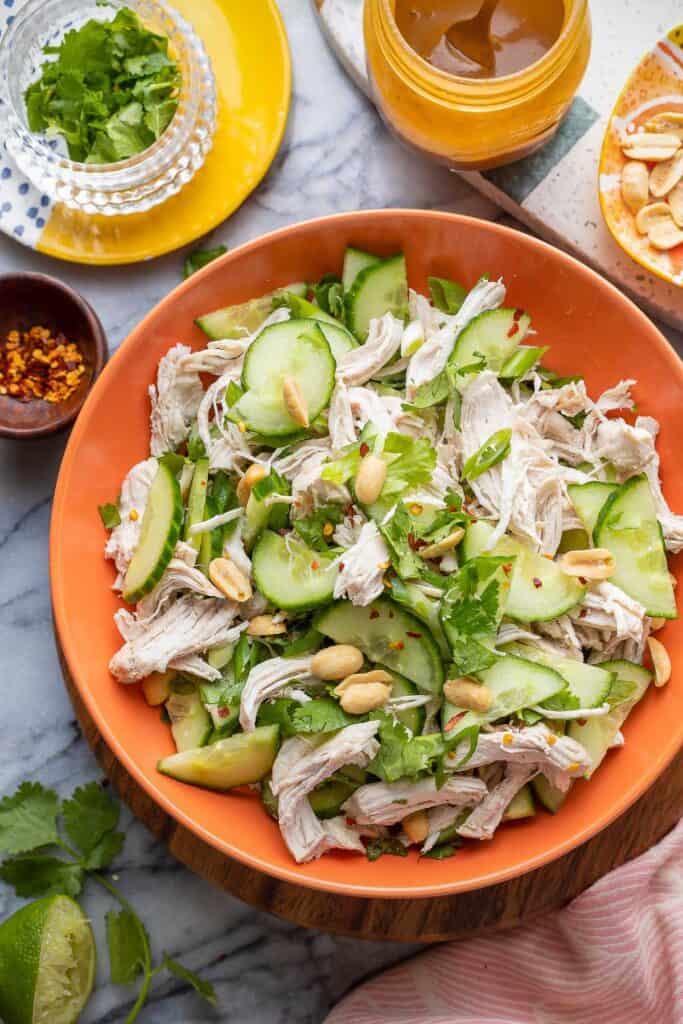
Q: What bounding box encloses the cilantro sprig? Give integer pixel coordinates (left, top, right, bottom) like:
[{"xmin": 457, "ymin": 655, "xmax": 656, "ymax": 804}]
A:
[
  {"xmin": 25, "ymin": 8, "xmax": 182, "ymax": 164},
  {"xmin": 0, "ymin": 781, "xmax": 216, "ymax": 1022}
]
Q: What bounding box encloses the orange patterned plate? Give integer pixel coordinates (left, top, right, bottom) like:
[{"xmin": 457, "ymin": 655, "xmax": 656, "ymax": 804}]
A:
[{"xmin": 599, "ymin": 25, "xmax": 683, "ymax": 288}]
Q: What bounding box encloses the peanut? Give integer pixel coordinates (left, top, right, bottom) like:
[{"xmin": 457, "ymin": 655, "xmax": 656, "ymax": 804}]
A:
[
  {"xmin": 419, "ymin": 528, "xmax": 465, "ymax": 560},
  {"xmin": 403, "ymin": 810, "xmax": 429, "ymax": 844},
  {"xmin": 634, "ymin": 202, "xmax": 673, "ymax": 236},
  {"xmin": 336, "ymin": 681, "xmax": 392, "ymax": 715},
  {"xmin": 237, "ymin": 463, "xmax": 267, "ymax": 506},
  {"xmin": 668, "ymin": 181, "xmax": 683, "ymax": 227},
  {"xmin": 558, "ymin": 548, "xmax": 616, "ymax": 580},
  {"xmin": 622, "ymin": 132, "xmax": 681, "ymax": 162},
  {"xmin": 354, "ymin": 453, "xmax": 387, "ymax": 505},
  {"xmin": 335, "ymin": 669, "xmax": 394, "ymax": 693},
  {"xmin": 648, "ymin": 636, "xmax": 671, "ymax": 687},
  {"xmin": 649, "ymin": 150, "xmax": 683, "ymax": 197},
  {"xmin": 649, "ymin": 617, "xmax": 667, "ymax": 632},
  {"xmin": 209, "ymin": 557, "xmax": 252, "ymax": 602},
  {"xmin": 310, "ymin": 644, "xmax": 364, "ymax": 680},
  {"xmin": 649, "ymin": 218, "xmax": 683, "ymax": 251},
  {"xmin": 443, "ymin": 677, "xmax": 492, "ymax": 712},
  {"xmin": 283, "ymin": 375, "xmax": 309, "ymax": 427},
  {"xmin": 620, "ymin": 160, "xmax": 649, "ymax": 213},
  {"xmin": 247, "ymin": 614, "xmax": 287, "ymax": 637}
]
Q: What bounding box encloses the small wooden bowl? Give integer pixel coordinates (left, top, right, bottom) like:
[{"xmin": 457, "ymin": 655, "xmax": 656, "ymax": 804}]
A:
[{"xmin": 0, "ymin": 273, "xmax": 108, "ymax": 439}]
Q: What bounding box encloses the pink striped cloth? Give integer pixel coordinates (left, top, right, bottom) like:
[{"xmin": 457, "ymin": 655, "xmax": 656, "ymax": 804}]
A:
[{"xmin": 326, "ymin": 819, "xmax": 683, "ymax": 1024}]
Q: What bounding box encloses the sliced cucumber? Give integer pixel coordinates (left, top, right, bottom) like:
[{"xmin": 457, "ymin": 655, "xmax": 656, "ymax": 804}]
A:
[
  {"xmin": 309, "ymin": 779, "xmax": 358, "ymax": 819},
  {"xmin": 568, "ymin": 659, "xmax": 652, "ymax": 777},
  {"xmin": 195, "ymin": 283, "xmax": 307, "ymax": 340},
  {"xmin": 384, "ymin": 669, "xmax": 426, "ymax": 734},
  {"xmin": 463, "ymin": 520, "xmax": 585, "ymax": 622},
  {"xmin": 557, "ymin": 528, "xmax": 590, "ymax": 554},
  {"xmin": 449, "ymin": 308, "xmax": 531, "ymax": 376},
  {"xmin": 122, "ymin": 464, "xmax": 182, "ymax": 603},
  {"xmin": 568, "ymin": 482, "xmax": 618, "ymax": 541},
  {"xmin": 158, "ymin": 725, "xmax": 280, "ymax": 790},
  {"xmin": 252, "ymin": 530, "xmax": 337, "ymax": 612},
  {"xmin": 142, "ymin": 669, "xmax": 175, "ymax": 707},
  {"xmin": 207, "ymin": 642, "xmax": 235, "ymax": 671},
  {"xmin": 389, "ymin": 577, "xmax": 451, "ymax": 658},
  {"xmin": 342, "ymin": 247, "xmax": 381, "ymax": 292},
  {"xmin": 441, "ymin": 654, "xmax": 566, "ymax": 741},
  {"xmin": 236, "ymin": 320, "xmax": 335, "ymax": 438},
  {"xmin": 594, "ymin": 474, "xmax": 677, "ymax": 618},
  {"xmin": 183, "ymin": 457, "xmax": 209, "ymax": 552},
  {"xmin": 502, "ymin": 642, "xmax": 614, "ymax": 709},
  {"xmin": 532, "ymin": 774, "xmax": 569, "ymax": 814},
  {"xmin": 166, "ymin": 690, "xmax": 212, "ymax": 752},
  {"xmin": 314, "ymin": 597, "xmax": 444, "ymax": 694},
  {"xmin": 278, "ymin": 294, "xmax": 359, "ymax": 360},
  {"xmin": 503, "ymin": 783, "xmax": 536, "ymax": 821},
  {"xmin": 344, "ymin": 254, "xmax": 408, "ymax": 341},
  {"xmin": 318, "ymin": 321, "xmax": 359, "ymax": 362}
]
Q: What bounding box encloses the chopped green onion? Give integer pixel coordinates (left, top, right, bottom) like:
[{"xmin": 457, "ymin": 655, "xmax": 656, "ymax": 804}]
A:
[
  {"xmin": 499, "ymin": 346, "xmax": 549, "ymax": 379},
  {"xmin": 462, "ymin": 428, "xmax": 512, "ymax": 481}
]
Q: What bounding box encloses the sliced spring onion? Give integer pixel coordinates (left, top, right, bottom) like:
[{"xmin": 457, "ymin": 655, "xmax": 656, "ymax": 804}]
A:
[
  {"xmin": 499, "ymin": 346, "xmax": 549, "ymax": 379},
  {"xmin": 462, "ymin": 428, "xmax": 512, "ymax": 481}
]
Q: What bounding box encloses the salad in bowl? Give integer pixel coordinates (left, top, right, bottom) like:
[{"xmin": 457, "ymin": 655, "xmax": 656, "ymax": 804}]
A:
[{"xmin": 100, "ymin": 245, "xmax": 680, "ymax": 865}]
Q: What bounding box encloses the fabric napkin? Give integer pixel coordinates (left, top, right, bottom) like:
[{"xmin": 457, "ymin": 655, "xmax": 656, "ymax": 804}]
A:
[{"xmin": 326, "ymin": 818, "xmax": 683, "ymax": 1024}]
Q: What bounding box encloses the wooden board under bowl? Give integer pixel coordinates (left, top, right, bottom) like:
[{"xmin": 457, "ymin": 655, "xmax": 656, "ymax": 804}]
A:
[{"xmin": 57, "ymin": 633, "xmax": 683, "ymax": 942}]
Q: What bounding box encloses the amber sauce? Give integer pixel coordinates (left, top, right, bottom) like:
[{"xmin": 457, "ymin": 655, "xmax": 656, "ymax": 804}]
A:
[{"xmin": 395, "ymin": 0, "xmax": 565, "ymax": 79}]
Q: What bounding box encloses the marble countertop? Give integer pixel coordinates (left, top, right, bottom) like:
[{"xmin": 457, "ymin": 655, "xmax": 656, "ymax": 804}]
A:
[{"xmin": 0, "ymin": 2, "xmax": 681, "ymax": 1022}]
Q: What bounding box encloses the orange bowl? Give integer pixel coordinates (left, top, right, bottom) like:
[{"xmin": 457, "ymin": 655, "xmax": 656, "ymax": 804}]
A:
[{"xmin": 50, "ymin": 210, "xmax": 683, "ymax": 899}]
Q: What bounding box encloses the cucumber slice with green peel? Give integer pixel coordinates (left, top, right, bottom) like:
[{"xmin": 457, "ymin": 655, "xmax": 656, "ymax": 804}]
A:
[
  {"xmin": 278, "ymin": 295, "xmax": 359, "ymax": 359},
  {"xmin": 236, "ymin": 320, "xmax": 336, "ymax": 438},
  {"xmin": 502, "ymin": 642, "xmax": 614, "ymax": 708},
  {"xmin": 344, "ymin": 254, "xmax": 408, "ymax": 341},
  {"xmin": 318, "ymin": 321, "xmax": 359, "ymax": 361},
  {"xmin": 462, "ymin": 520, "xmax": 585, "ymax": 621},
  {"xmin": 557, "ymin": 528, "xmax": 590, "ymax": 554},
  {"xmin": 252, "ymin": 530, "xmax": 338, "ymax": 612},
  {"xmin": 503, "ymin": 783, "xmax": 536, "ymax": 821},
  {"xmin": 183, "ymin": 457, "xmax": 209, "ymax": 552},
  {"xmin": 122, "ymin": 464, "xmax": 182, "ymax": 603},
  {"xmin": 532, "ymin": 774, "xmax": 569, "ymax": 814},
  {"xmin": 158, "ymin": 725, "xmax": 280, "ymax": 791},
  {"xmin": 314, "ymin": 597, "xmax": 444, "ymax": 694},
  {"xmin": 568, "ymin": 482, "xmax": 618, "ymax": 541},
  {"xmin": 309, "ymin": 779, "xmax": 359, "ymax": 819},
  {"xmin": 568, "ymin": 659, "xmax": 652, "ymax": 777},
  {"xmin": 383, "ymin": 669, "xmax": 426, "ymax": 734},
  {"xmin": 166, "ymin": 690, "xmax": 212, "ymax": 752},
  {"xmin": 195, "ymin": 282, "xmax": 308, "ymax": 339},
  {"xmin": 594, "ymin": 475, "xmax": 677, "ymax": 618},
  {"xmin": 342, "ymin": 247, "xmax": 381, "ymax": 292},
  {"xmin": 390, "ymin": 577, "xmax": 451, "ymax": 658},
  {"xmin": 449, "ymin": 308, "xmax": 532, "ymax": 377},
  {"xmin": 207, "ymin": 641, "xmax": 235, "ymax": 671},
  {"xmin": 441, "ymin": 654, "xmax": 566, "ymax": 741},
  {"xmin": 142, "ymin": 669, "xmax": 175, "ymax": 706}
]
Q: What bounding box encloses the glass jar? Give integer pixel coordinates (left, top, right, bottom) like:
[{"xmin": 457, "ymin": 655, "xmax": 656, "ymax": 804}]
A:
[
  {"xmin": 0, "ymin": 0, "xmax": 216, "ymax": 216},
  {"xmin": 364, "ymin": 0, "xmax": 591, "ymax": 170}
]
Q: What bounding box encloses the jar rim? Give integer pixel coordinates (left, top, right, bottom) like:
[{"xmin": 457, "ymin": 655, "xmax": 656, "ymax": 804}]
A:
[{"xmin": 374, "ymin": 0, "xmax": 589, "ymax": 104}]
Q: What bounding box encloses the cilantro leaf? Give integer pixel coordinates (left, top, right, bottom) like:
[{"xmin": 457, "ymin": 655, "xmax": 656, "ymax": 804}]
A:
[
  {"xmin": 321, "ymin": 441, "xmax": 362, "ymax": 486},
  {"xmin": 312, "ymin": 274, "xmax": 344, "ymax": 319},
  {"xmin": 421, "ymin": 842, "xmax": 459, "ymax": 860},
  {"xmin": 428, "ymin": 276, "xmax": 467, "ymax": 314},
  {"xmin": 98, "ymin": 502, "xmax": 121, "ymax": 529},
  {"xmin": 62, "ymin": 782, "xmax": 120, "ymax": 857},
  {"xmin": 606, "ymin": 677, "xmax": 638, "ymax": 708},
  {"xmin": 402, "ymin": 369, "xmax": 452, "ymax": 410},
  {"xmin": 0, "ymin": 855, "xmax": 83, "ymax": 898},
  {"xmin": 162, "ymin": 956, "xmax": 218, "ymax": 1006},
  {"xmin": 291, "ymin": 698, "xmax": 358, "ymax": 734},
  {"xmin": 540, "ymin": 688, "xmax": 580, "ymax": 712},
  {"xmin": 0, "ymin": 782, "xmax": 59, "ymax": 855},
  {"xmin": 368, "ymin": 712, "xmax": 445, "ymax": 782},
  {"xmin": 369, "ymin": 434, "xmax": 436, "ymax": 518},
  {"xmin": 256, "ymin": 698, "xmax": 299, "ymax": 737},
  {"xmin": 283, "ymin": 628, "xmax": 324, "ymax": 658},
  {"xmin": 379, "ymin": 503, "xmax": 425, "ymax": 580},
  {"xmin": 440, "ymin": 557, "xmax": 510, "ymax": 675},
  {"xmin": 184, "ymin": 246, "xmax": 228, "ymax": 279},
  {"xmin": 293, "ymin": 505, "xmax": 344, "ymax": 551},
  {"xmin": 83, "ymin": 830, "xmax": 126, "ymax": 871},
  {"xmin": 366, "ymin": 836, "xmax": 408, "ymax": 861},
  {"xmin": 107, "ymin": 909, "xmax": 149, "ymax": 985}
]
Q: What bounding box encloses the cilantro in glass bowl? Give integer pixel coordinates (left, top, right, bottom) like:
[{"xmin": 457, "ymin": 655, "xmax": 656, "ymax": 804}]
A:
[{"xmin": 0, "ymin": 0, "xmax": 216, "ymax": 216}]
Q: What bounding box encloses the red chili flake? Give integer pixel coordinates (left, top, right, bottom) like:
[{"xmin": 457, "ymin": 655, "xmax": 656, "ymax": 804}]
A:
[
  {"xmin": 344, "ymin": 503, "xmax": 356, "ymax": 519},
  {"xmin": 579, "ymin": 576, "xmax": 588, "ymax": 586},
  {"xmin": 311, "ymin": 560, "xmax": 320, "ymax": 570},
  {"xmin": 346, "ymin": 817, "xmax": 355, "ymax": 827},
  {"xmin": 579, "ymin": 608, "xmax": 587, "ymax": 618},
  {"xmin": 406, "ymin": 631, "xmax": 422, "ymax": 639},
  {"xmin": 218, "ymin": 707, "xmax": 231, "ymax": 719},
  {"xmin": 532, "ymin": 577, "xmax": 543, "ymax": 589},
  {"xmin": 503, "ymin": 563, "xmax": 512, "ymax": 576},
  {"xmin": 359, "ymin": 442, "xmax": 369, "ymax": 457},
  {"xmin": 408, "ymin": 532, "xmax": 426, "ymax": 551},
  {"xmin": 369, "ymin": 609, "xmax": 380, "ymax": 620},
  {"xmin": 448, "ymin": 506, "xmax": 459, "ymax": 513},
  {"xmin": 339, "ymin": 562, "xmax": 345, "ymax": 571},
  {"xmin": 444, "ymin": 712, "xmax": 466, "ymax": 733},
  {"xmin": 513, "ymin": 308, "xmax": 525, "ymax": 322},
  {"xmin": 577, "ymin": 718, "xmax": 587, "ymax": 727},
  {"xmin": 388, "ymin": 640, "xmax": 404, "ymax": 651},
  {"xmin": 506, "ymin": 322, "xmax": 520, "ymax": 339}
]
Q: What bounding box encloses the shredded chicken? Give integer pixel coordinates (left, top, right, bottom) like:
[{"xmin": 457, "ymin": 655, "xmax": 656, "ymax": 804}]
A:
[
  {"xmin": 104, "ymin": 458, "xmax": 158, "ymax": 588},
  {"xmin": 136, "ymin": 558, "xmax": 224, "ymax": 621},
  {"xmin": 180, "ymin": 337, "xmax": 250, "ymax": 377},
  {"xmin": 239, "ymin": 656, "xmax": 316, "ymax": 732},
  {"xmin": 149, "ymin": 344, "xmax": 204, "ymax": 457},
  {"xmin": 333, "ymin": 521, "xmax": 389, "ymax": 607},
  {"xmin": 272, "ymin": 724, "xmax": 380, "ymax": 862},
  {"xmin": 109, "ymin": 595, "xmax": 243, "ymax": 683},
  {"xmin": 273, "ymin": 439, "xmax": 349, "ymax": 516},
  {"xmin": 570, "ymin": 581, "xmax": 648, "ymax": 662},
  {"xmin": 343, "ymin": 775, "xmax": 487, "ymax": 826},
  {"xmin": 635, "ymin": 416, "xmax": 683, "ymax": 552},
  {"xmin": 335, "ymin": 313, "xmax": 404, "ymax": 386},
  {"xmin": 458, "ymin": 763, "xmax": 537, "ymax": 841}
]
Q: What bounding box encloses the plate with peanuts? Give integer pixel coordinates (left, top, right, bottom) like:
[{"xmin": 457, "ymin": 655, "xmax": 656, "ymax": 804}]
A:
[{"xmin": 599, "ymin": 24, "xmax": 683, "ymax": 287}]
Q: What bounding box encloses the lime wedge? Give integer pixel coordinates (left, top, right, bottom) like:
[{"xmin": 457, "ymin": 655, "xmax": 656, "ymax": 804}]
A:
[{"xmin": 0, "ymin": 895, "xmax": 95, "ymax": 1024}]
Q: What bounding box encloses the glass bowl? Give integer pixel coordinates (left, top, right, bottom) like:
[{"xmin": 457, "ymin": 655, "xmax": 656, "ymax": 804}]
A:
[{"xmin": 0, "ymin": 0, "xmax": 217, "ymax": 216}]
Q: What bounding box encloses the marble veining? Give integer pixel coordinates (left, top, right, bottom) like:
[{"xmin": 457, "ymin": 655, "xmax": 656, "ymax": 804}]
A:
[{"xmin": 0, "ymin": 2, "xmax": 680, "ymax": 1022}]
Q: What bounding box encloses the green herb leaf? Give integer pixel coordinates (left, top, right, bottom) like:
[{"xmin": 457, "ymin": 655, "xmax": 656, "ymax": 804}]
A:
[
  {"xmin": 62, "ymin": 782, "xmax": 120, "ymax": 857},
  {"xmin": 321, "ymin": 441, "xmax": 362, "ymax": 486},
  {"xmin": 162, "ymin": 956, "xmax": 218, "ymax": 1006},
  {"xmin": 0, "ymin": 782, "xmax": 59, "ymax": 855},
  {"xmin": 428, "ymin": 276, "xmax": 467, "ymax": 314},
  {"xmin": 291, "ymin": 697, "xmax": 359, "ymax": 734},
  {"xmin": 462, "ymin": 428, "xmax": 512, "ymax": 482},
  {"xmin": 366, "ymin": 836, "xmax": 409, "ymax": 861},
  {"xmin": 422, "ymin": 842, "xmax": 459, "ymax": 860},
  {"xmin": 379, "ymin": 502, "xmax": 425, "ymax": 581},
  {"xmin": 368, "ymin": 712, "xmax": 445, "ymax": 783},
  {"xmin": 540, "ymin": 688, "xmax": 581, "ymax": 713},
  {"xmin": 283, "ymin": 627, "xmax": 324, "ymax": 658},
  {"xmin": 402, "ymin": 368, "xmax": 452, "ymax": 410},
  {"xmin": 440, "ymin": 556, "xmax": 510, "ymax": 676},
  {"xmin": 606, "ymin": 677, "xmax": 638, "ymax": 708},
  {"xmin": 107, "ymin": 909, "xmax": 149, "ymax": 986},
  {"xmin": 369, "ymin": 433, "xmax": 436, "ymax": 518},
  {"xmin": 98, "ymin": 502, "xmax": 121, "ymax": 529},
  {"xmin": 83, "ymin": 830, "xmax": 126, "ymax": 871},
  {"xmin": 312, "ymin": 274, "xmax": 344, "ymax": 318},
  {"xmin": 158, "ymin": 452, "xmax": 185, "ymax": 475},
  {"xmin": 293, "ymin": 504, "xmax": 344, "ymax": 551},
  {"xmin": 184, "ymin": 246, "xmax": 228, "ymax": 279},
  {"xmin": 0, "ymin": 854, "xmax": 84, "ymax": 898}
]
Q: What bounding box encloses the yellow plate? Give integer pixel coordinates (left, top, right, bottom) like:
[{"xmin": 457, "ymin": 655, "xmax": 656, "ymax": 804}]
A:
[
  {"xmin": 598, "ymin": 24, "xmax": 683, "ymax": 288},
  {"xmin": 9, "ymin": 0, "xmax": 291, "ymax": 265}
]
